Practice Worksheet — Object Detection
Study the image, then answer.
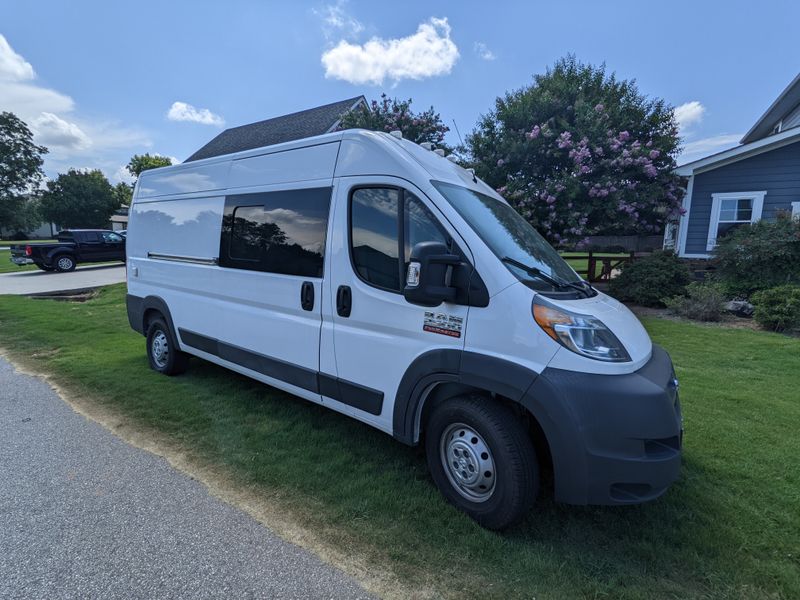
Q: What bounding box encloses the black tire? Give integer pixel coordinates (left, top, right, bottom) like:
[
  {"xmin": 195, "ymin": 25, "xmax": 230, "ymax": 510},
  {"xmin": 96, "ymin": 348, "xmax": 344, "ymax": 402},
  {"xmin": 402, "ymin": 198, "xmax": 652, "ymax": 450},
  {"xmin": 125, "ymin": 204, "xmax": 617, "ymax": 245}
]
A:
[
  {"xmin": 425, "ymin": 395, "xmax": 539, "ymax": 530},
  {"xmin": 146, "ymin": 317, "xmax": 189, "ymax": 375},
  {"xmin": 53, "ymin": 254, "xmax": 76, "ymax": 272},
  {"xmin": 35, "ymin": 263, "xmax": 54, "ymax": 271}
]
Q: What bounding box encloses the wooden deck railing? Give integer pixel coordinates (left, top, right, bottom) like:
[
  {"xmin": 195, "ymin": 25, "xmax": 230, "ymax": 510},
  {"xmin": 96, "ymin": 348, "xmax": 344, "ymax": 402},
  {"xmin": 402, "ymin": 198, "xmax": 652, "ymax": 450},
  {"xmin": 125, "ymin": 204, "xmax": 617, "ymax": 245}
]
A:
[{"xmin": 566, "ymin": 251, "xmax": 636, "ymax": 283}]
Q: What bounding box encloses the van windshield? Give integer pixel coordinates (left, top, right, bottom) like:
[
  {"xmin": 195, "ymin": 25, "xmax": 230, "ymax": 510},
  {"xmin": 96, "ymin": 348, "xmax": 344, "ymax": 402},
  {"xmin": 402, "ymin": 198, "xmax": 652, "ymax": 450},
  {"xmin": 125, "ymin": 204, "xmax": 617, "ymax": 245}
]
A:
[{"xmin": 432, "ymin": 181, "xmax": 582, "ymax": 292}]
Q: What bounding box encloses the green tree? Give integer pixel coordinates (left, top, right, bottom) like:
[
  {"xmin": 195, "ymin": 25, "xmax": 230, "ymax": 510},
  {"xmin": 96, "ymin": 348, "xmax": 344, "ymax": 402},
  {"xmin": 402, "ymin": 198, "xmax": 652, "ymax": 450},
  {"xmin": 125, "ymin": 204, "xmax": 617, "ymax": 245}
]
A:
[
  {"xmin": 40, "ymin": 169, "xmax": 119, "ymax": 229},
  {"xmin": 112, "ymin": 181, "xmax": 133, "ymax": 207},
  {"xmin": 337, "ymin": 94, "xmax": 451, "ymax": 149},
  {"xmin": 0, "ymin": 112, "xmax": 48, "ymax": 233},
  {"xmin": 126, "ymin": 153, "xmax": 172, "ymax": 180},
  {"xmin": 467, "ymin": 56, "xmax": 685, "ymax": 247}
]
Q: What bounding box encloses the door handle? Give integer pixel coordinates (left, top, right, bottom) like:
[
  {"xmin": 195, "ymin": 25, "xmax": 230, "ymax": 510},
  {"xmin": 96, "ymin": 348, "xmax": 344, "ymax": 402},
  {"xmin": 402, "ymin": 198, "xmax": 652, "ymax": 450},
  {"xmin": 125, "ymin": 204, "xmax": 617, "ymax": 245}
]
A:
[
  {"xmin": 301, "ymin": 281, "xmax": 314, "ymax": 311},
  {"xmin": 336, "ymin": 285, "xmax": 351, "ymax": 317}
]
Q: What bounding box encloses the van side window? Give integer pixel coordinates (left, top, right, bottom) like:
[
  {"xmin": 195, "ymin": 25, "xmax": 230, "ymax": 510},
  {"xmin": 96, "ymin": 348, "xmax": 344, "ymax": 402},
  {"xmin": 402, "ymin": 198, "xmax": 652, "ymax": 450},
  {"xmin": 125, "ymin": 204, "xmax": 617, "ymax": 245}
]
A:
[
  {"xmin": 220, "ymin": 187, "xmax": 331, "ymax": 277},
  {"xmin": 351, "ymin": 188, "xmax": 401, "ymax": 291},
  {"xmin": 404, "ymin": 193, "xmax": 448, "ymax": 264},
  {"xmin": 350, "ymin": 187, "xmax": 447, "ymax": 293}
]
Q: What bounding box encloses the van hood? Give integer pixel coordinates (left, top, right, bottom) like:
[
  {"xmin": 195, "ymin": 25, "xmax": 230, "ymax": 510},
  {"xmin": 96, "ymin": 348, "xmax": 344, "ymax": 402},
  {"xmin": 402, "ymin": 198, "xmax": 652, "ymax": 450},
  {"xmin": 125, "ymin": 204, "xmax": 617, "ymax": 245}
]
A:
[{"xmin": 542, "ymin": 291, "xmax": 653, "ymax": 371}]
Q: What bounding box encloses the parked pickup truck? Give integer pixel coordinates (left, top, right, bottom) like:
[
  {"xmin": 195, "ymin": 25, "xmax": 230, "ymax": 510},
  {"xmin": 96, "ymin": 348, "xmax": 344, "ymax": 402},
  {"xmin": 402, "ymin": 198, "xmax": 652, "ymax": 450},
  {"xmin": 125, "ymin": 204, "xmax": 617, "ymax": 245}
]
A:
[{"xmin": 9, "ymin": 229, "xmax": 126, "ymax": 272}]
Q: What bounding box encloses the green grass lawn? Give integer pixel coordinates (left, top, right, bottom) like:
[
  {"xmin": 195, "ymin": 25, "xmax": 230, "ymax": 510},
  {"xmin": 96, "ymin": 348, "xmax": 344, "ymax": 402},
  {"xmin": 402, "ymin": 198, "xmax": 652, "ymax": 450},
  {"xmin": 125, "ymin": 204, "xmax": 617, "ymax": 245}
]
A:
[
  {"xmin": 0, "ymin": 239, "xmax": 55, "ymax": 247},
  {"xmin": 0, "ymin": 284, "xmax": 797, "ymax": 599},
  {"xmin": 0, "ymin": 259, "xmax": 37, "ymax": 274}
]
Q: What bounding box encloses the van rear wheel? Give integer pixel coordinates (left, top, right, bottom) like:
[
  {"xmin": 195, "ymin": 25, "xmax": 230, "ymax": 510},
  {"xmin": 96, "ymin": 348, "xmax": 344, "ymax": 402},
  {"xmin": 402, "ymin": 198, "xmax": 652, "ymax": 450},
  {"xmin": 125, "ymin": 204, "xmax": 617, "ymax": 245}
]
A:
[
  {"xmin": 146, "ymin": 317, "xmax": 189, "ymax": 375},
  {"xmin": 425, "ymin": 395, "xmax": 538, "ymax": 530}
]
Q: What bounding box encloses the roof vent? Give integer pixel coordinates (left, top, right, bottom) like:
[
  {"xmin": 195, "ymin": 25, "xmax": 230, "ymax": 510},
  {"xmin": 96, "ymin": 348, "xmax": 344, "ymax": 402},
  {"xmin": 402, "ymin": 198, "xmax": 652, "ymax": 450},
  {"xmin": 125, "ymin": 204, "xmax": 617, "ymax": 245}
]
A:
[
  {"xmin": 434, "ymin": 149, "xmax": 446, "ymax": 157},
  {"xmin": 420, "ymin": 142, "xmax": 434, "ymax": 151},
  {"xmin": 389, "ymin": 130, "xmax": 403, "ymax": 139}
]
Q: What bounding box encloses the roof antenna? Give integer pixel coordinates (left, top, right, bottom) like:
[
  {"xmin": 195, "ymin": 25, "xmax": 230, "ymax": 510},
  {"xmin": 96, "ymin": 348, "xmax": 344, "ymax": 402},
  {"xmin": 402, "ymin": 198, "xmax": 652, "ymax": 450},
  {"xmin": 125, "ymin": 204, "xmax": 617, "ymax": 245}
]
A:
[{"xmin": 452, "ymin": 119, "xmax": 465, "ymax": 147}]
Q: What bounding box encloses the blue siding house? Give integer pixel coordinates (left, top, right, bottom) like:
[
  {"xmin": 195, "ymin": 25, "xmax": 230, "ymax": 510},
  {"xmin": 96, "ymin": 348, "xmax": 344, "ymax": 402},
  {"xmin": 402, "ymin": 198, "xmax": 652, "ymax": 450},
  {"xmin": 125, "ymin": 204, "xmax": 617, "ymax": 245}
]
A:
[{"xmin": 668, "ymin": 73, "xmax": 800, "ymax": 258}]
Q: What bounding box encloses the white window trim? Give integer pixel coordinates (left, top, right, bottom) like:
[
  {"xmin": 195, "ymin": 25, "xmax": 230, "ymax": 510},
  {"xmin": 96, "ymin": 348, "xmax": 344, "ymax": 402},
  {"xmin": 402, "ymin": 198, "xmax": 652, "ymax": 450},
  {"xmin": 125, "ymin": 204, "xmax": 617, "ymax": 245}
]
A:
[
  {"xmin": 792, "ymin": 202, "xmax": 800, "ymax": 219},
  {"xmin": 706, "ymin": 191, "xmax": 766, "ymax": 251}
]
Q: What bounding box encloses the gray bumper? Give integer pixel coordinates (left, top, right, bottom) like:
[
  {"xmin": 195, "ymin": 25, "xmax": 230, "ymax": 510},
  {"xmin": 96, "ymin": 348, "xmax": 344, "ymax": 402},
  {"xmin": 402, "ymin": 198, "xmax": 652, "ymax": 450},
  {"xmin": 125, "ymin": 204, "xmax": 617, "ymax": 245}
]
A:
[{"xmin": 524, "ymin": 345, "xmax": 683, "ymax": 505}]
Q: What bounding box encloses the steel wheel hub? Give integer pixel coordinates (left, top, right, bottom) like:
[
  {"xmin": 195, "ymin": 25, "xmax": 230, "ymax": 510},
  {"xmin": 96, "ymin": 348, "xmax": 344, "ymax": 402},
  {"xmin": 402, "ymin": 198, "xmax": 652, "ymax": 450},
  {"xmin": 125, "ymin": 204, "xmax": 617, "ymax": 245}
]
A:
[
  {"xmin": 439, "ymin": 423, "xmax": 496, "ymax": 503},
  {"xmin": 151, "ymin": 331, "xmax": 169, "ymax": 368},
  {"xmin": 58, "ymin": 257, "xmax": 73, "ymax": 270}
]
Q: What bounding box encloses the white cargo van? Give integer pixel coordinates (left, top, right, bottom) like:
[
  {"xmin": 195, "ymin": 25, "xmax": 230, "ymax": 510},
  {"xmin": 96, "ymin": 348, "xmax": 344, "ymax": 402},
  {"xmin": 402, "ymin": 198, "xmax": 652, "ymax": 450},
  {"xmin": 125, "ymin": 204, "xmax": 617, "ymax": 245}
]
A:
[{"xmin": 126, "ymin": 129, "xmax": 682, "ymax": 529}]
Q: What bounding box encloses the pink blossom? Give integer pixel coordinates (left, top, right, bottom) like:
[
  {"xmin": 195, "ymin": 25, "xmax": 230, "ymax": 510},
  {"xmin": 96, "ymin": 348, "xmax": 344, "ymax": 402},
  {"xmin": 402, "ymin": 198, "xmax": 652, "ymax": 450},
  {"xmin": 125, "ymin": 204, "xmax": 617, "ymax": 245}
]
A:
[
  {"xmin": 644, "ymin": 164, "xmax": 658, "ymax": 178},
  {"xmin": 595, "ymin": 103, "xmax": 604, "ymax": 112},
  {"xmin": 618, "ymin": 131, "xmax": 630, "ymax": 142},
  {"xmin": 649, "ymin": 149, "xmax": 661, "ymax": 159},
  {"xmin": 527, "ymin": 125, "xmax": 541, "ymax": 139},
  {"xmin": 497, "ymin": 158, "xmax": 505, "ymax": 167}
]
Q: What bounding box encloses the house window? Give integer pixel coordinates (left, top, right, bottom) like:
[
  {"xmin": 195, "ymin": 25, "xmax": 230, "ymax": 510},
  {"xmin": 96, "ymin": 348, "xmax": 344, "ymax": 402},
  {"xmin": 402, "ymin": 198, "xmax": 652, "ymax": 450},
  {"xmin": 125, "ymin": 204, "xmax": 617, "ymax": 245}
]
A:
[
  {"xmin": 707, "ymin": 191, "xmax": 766, "ymax": 251},
  {"xmin": 792, "ymin": 202, "xmax": 800, "ymax": 219}
]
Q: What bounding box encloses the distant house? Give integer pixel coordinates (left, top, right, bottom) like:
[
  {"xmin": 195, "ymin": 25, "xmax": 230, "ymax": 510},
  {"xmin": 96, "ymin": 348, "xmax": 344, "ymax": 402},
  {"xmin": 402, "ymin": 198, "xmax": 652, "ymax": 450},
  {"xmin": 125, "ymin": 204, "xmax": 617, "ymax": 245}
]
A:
[
  {"xmin": 184, "ymin": 96, "xmax": 367, "ymax": 162},
  {"xmin": 667, "ymin": 73, "xmax": 800, "ymax": 258}
]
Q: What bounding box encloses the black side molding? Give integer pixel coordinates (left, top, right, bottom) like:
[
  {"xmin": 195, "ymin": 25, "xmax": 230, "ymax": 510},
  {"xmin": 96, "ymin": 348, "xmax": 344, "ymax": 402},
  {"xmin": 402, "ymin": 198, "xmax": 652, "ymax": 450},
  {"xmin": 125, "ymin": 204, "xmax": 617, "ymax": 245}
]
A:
[{"xmin": 178, "ymin": 328, "xmax": 383, "ymax": 415}]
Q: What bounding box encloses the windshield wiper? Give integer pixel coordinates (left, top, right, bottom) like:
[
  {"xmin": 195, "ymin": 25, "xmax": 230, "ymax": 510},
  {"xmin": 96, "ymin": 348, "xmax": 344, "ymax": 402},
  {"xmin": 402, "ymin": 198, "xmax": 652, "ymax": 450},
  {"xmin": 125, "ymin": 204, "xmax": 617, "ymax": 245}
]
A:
[{"xmin": 501, "ymin": 256, "xmax": 592, "ymax": 297}]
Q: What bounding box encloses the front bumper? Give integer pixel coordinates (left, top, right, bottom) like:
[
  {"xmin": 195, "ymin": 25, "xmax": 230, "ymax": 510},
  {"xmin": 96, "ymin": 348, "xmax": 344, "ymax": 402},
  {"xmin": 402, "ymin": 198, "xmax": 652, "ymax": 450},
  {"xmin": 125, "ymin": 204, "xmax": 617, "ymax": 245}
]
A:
[{"xmin": 524, "ymin": 344, "xmax": 682, "ymax": 505}]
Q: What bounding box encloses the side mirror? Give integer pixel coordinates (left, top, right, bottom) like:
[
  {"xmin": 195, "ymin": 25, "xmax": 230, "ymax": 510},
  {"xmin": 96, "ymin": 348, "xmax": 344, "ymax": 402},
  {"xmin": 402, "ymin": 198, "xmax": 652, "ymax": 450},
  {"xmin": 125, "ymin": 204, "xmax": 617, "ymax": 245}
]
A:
[{"xmin": 403, "ymin": 241, "xmax": 461, "ymax": 307}]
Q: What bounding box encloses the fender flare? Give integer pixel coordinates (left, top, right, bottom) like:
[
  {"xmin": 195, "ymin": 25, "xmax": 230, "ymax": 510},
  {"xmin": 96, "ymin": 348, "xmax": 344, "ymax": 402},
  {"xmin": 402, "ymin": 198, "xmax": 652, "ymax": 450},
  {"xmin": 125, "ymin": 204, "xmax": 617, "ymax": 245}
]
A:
[
  {"xmin": 126, "ymin": 294, "xmax": 179, "ymax": 345},
  {"xmin": 392, "ymin": 349, "xmax": 585, "ymax": 503},
  {"xmin": 392, "ymin": 350, "xmax": 540, "ymax": 445}
]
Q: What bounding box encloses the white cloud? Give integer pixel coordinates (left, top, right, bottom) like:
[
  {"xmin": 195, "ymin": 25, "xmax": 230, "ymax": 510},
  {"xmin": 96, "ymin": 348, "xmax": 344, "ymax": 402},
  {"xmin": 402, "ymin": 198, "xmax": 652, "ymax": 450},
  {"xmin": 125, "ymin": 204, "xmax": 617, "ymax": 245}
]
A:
[
  {"xmin": 321, "ymin": 17, "xmax": 459, "ymax": 85},
  {"xmin": 678, "ymin": 133, "xmax": 742, "ymax": 165},
  {"xmin": 31, "ymin": 112, "xmax": 91, "ymax": 150},
  {"xmin": 674, "ymin": 101, "xmax": 705, "ymax": 131},
  {"xmin": 0, "ymin": 34, "xmax": 34, "ymax": 80},
  {"xmin": 112, "ymin": 165, "xmax": 134, "ymax": 184},
  {"xmin": 314, "ymin": 1, "xmax": 364, "ymax": 39},
  {"xmin": 474, "ymin": 42, "xmax": 496, "ymax": 61},
  {"xmin": 0, "ymin": 34, "xmax": 153, "ymax": 174},
  {"xmin": 167, "ymin": 101, "xmax": 225, "ymax": 126}
]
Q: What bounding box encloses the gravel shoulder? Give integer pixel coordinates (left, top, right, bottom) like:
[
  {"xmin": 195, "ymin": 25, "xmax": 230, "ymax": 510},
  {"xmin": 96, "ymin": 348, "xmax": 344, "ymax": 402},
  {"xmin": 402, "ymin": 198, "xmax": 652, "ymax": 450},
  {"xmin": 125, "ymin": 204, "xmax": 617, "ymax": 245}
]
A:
[{"xmin": 0, "ymin": 356, "xmax": 373, "ymax": 600}]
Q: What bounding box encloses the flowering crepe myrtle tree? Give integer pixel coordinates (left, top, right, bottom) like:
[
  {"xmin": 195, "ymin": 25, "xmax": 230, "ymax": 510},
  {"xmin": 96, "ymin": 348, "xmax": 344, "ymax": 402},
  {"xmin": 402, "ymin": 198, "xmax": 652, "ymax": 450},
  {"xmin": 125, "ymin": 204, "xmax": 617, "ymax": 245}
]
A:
[
  {"xmin": 467, "ymin": 56, "xmax": 685, "ymax": 247},
  {"xmin": 337, "ymin": 94, "xmax": 451, "ymax": 151}
]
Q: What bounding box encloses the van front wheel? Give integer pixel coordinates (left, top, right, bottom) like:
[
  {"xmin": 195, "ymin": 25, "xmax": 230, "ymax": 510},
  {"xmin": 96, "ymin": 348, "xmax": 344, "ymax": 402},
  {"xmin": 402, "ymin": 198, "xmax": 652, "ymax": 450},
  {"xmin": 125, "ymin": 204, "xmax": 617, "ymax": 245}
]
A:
[
  {"xmin": 425, "ymin": 395, "xmax": 538, "ymax": 530},
  {"xmin": 146, "ymin": 318, "xmax": 189, "ymax": 375}
]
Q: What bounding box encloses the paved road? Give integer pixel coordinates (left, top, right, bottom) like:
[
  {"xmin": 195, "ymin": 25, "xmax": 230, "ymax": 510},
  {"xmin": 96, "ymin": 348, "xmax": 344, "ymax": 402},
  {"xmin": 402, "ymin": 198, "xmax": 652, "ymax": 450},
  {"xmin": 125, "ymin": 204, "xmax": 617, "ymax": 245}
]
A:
[
  {"xmin": 0, "ymin": 264, "xmax": 126, "ymax": 295},
  {"xmin": 0, "ymin": 357, "xmax": 373, "ymax": 599}
]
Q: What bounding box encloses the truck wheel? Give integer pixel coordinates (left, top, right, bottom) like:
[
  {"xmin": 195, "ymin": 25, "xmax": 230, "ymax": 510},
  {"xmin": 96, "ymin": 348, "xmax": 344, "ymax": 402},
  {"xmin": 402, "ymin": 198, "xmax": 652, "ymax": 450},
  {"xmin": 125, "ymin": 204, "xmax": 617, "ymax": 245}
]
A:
[
  {"xmin": 146, "ymin": 317, "xmax": 189, "ymax": 375},
  {"xmin": 425, "ymin": 395, "xmax": 539, "ymax": 530},
  {"xmin": 54, "ymin": 254, "xmax": 76, "ymax": 272}
]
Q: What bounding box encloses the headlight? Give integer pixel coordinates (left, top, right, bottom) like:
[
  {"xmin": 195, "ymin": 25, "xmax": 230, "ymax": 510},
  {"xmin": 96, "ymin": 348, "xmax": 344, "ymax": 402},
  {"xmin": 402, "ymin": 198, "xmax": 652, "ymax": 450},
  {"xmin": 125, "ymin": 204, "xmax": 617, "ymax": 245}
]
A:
[{"xmin": 532, "ymin": 298, "xmax": 630, "ymax": 362}]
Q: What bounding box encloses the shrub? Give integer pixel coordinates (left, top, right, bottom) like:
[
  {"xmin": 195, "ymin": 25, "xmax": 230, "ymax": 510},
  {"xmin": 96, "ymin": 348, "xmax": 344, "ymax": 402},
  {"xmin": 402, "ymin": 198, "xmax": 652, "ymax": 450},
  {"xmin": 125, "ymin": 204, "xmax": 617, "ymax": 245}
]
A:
[
  {"xmin": 751, "ymin": 285, "xmax": 800, "ymax": 332},
  {"xmin": 664, "ymin": 282, "xmax": 726, "ymax": 321},
  {"xmin": 609, "ymin": 251, "xmax": 691, "ymax": 307},
  {"xmin": 713, "ymin": 214, "xmax": 800, "ymax": 297}
]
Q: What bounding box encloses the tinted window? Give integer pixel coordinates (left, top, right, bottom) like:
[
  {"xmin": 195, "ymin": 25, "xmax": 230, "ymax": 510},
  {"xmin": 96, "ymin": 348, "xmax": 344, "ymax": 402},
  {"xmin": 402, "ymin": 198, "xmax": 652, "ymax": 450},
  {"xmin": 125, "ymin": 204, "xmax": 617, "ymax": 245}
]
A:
[
  {"xmin": 351, "ymin": 188, "xmax": 401, "ymax": 291},
  {"xmin": 350, "ymin": 188, "xmax": 448, "ymax": 293},
  {"xmin": 404, "ymin": 193, "xmax": 447, "ymax": 263},
  {"xmin": 82, "ymin": 232, "xmax": 102, "ymax": 242},
  {"xmin": 220, "ymin": 187, "xmax": 331, "ymax": 277}
]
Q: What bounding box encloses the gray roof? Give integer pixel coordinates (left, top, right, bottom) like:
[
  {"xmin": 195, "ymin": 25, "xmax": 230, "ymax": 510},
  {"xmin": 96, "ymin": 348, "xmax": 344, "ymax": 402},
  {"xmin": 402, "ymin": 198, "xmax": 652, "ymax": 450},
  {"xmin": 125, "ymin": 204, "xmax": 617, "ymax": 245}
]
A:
[
  {"xmin": 185, "ymin": 96, "xmax": 366, "ymax": 162},
  {"xmin": 741, "ymin": 73, "xmax": 800, "ymax": 144}
]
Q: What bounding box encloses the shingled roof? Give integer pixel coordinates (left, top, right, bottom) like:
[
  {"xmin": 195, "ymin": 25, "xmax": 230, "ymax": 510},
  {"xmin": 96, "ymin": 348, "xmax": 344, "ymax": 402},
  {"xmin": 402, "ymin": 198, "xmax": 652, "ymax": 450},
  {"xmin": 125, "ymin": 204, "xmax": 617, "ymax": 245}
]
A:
[{"xmin": 185, "ymin": 96, "xmax": 366, "ymax": 162}]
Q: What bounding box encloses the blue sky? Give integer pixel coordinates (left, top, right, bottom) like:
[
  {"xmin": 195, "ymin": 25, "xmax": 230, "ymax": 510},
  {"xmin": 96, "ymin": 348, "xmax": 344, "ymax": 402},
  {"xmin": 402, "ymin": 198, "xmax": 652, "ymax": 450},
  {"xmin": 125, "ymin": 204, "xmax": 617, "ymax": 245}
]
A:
[{"xmin": 1, "ymin": 0, "xmax": 798, "ymax": 182}]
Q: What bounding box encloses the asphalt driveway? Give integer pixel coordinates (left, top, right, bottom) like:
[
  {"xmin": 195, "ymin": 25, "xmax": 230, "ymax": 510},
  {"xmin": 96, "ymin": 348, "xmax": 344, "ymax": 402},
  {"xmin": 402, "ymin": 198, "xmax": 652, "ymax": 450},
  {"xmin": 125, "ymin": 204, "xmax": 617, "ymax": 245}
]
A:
[
  {"xmin": 0, "ymin": 357, "xmax": 373, "ymax": 599},
  {"xmin": 0, "ymin": 264, "xmax": 126, "ymax": 295}
]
